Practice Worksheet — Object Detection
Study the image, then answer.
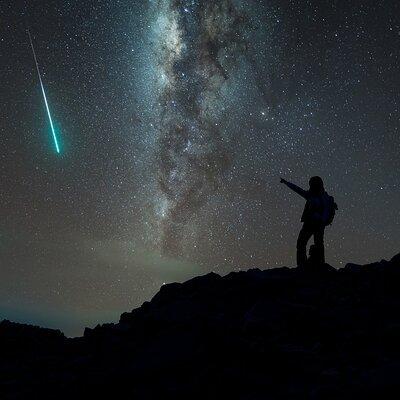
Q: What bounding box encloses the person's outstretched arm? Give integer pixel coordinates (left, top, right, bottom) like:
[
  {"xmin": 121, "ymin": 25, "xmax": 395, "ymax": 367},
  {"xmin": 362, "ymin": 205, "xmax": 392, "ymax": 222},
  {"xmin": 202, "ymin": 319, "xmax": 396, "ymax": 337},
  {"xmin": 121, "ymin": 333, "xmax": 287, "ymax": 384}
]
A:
[{"xmin": 280, "ymin": 178, "xmax": 308, "ymax": 199}]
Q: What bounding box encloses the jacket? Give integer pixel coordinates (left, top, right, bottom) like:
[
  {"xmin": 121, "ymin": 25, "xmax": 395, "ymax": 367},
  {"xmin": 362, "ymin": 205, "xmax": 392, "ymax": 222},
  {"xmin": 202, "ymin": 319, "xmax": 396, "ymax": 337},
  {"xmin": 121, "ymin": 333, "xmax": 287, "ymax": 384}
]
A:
[{"xmin": 284, "ymin": 180, "xmax": 331, "ymax": 225}]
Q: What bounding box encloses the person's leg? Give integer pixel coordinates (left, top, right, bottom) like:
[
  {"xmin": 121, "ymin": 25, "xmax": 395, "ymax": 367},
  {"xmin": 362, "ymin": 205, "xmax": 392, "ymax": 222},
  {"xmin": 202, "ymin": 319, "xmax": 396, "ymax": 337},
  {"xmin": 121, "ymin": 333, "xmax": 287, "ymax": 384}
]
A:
[
  {"xmin": 297, "ymin": 225, "xmax": 313, "ymax": 266},
  {"xmin": 313, "ymin": 227, "xmax": 325, "ymax": 263}
]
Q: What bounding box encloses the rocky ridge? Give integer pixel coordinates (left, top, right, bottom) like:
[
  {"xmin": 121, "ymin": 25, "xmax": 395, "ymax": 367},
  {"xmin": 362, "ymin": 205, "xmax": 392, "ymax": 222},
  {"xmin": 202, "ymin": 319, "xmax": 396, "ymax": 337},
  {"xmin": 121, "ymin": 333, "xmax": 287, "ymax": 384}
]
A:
[{"xmin": 1, "ymin": 254, "xmax": 400, "ymax": 399}]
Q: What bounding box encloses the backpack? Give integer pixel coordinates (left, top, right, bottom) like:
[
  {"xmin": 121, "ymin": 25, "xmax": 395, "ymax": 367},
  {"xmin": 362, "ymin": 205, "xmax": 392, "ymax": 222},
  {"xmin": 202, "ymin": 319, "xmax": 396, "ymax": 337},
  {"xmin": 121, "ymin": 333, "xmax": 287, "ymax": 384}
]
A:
[{"xmin": 323, "ymin": 195, "xmax": 338, "ymax": 226}]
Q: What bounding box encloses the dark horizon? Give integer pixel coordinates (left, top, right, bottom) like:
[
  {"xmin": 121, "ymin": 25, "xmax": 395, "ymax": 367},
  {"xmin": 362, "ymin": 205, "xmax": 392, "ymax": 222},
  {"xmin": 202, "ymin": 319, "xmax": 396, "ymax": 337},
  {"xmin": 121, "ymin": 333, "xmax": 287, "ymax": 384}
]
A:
[{"xmin": 0, "ymin": 0, "xmax": 399, "ymax": 336}]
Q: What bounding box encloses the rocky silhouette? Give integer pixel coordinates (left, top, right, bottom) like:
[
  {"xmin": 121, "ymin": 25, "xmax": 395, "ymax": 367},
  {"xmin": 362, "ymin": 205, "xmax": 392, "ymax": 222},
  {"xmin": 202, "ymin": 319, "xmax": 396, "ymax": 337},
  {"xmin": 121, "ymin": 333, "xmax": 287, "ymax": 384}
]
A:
[{"xmin": 2, "ymin": 254, "xmax": 400, "ymax": 399}]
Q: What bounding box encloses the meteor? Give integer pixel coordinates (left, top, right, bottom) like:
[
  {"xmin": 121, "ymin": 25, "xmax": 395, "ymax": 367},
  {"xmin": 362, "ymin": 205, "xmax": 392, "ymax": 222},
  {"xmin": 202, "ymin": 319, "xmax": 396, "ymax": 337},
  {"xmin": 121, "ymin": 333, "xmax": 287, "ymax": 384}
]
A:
[{"xmin": 28, "ymin": 30, "xmax": 61, "ymax": 154}]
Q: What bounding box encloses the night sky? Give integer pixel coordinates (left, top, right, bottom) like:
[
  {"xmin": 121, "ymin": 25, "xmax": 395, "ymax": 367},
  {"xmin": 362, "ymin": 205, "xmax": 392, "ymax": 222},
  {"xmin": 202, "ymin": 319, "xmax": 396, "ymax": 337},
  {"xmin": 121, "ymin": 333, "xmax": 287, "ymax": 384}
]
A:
[{"xmin": 1, "ymin": 0, "xmax": 399, "ymax": 336}]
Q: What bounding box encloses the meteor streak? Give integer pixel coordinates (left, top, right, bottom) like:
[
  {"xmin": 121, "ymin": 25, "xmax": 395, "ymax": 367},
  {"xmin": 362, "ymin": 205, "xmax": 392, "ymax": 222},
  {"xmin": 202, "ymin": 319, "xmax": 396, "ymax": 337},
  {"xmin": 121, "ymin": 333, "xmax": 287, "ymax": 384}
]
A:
[{"xmin": 28, "ymin": 30, "xmax": 61, "ymax": 154}]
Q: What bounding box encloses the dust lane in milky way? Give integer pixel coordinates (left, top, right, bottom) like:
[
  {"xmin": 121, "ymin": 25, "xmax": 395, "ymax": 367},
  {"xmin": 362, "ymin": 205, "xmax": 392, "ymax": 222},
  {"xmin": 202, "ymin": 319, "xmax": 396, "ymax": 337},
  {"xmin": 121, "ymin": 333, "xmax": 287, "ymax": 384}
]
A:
[{"xmin": 150, "ymin": 0, "xmax": 259, "ymax": 255}]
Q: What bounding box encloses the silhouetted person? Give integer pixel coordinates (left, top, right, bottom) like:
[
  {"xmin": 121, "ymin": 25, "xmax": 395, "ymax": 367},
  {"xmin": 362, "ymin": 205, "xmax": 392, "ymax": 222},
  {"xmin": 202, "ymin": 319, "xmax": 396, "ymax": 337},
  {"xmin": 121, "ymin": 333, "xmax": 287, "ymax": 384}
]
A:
[
  {"xmin": 280, "ymin": 176, "xmax": 337, "ymax": 267},
  {"xmin": 307, "ymin": 244, "xmax": 323, "ymax": 267}
]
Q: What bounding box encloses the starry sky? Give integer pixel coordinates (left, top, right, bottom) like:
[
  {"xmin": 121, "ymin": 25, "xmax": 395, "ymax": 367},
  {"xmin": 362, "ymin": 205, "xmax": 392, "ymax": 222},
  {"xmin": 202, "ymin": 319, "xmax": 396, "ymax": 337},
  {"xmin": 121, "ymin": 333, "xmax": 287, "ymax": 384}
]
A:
[{"xmin": 1, "ymin": 0, "xmax": 399, "ymax": 336}]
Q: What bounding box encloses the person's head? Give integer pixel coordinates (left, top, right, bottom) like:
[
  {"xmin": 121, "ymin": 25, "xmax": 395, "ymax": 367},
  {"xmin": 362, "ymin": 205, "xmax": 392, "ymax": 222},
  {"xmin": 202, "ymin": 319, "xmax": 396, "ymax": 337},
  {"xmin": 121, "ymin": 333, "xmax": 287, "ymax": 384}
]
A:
[{"xmin": 309, "ymin": 176, "xmax": 324, "ymax": 195}]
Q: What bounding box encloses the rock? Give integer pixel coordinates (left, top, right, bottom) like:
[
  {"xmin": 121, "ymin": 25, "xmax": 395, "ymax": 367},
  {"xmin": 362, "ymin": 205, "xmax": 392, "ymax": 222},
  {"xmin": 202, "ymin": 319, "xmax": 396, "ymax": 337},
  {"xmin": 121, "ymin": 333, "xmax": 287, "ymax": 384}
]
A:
[
  {"xmin": 1, "ymin": 253, "xmax": 400, "ymax": 399},
  {"xmin": 343, "ymin": 262, "xmax": 363, "ymax": 272},
  {"xmin": 390, "ymin": 253, "xmax": 400, "ymax": 266}
]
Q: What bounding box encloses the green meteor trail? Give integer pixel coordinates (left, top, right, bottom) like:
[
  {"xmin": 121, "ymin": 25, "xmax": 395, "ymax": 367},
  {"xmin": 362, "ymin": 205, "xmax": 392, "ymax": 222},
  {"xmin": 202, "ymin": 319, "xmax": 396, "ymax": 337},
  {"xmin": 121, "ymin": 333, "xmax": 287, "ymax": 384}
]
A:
[{"xmin": 28, "ymin": 30, "xmax": 61, "ymax": 154}]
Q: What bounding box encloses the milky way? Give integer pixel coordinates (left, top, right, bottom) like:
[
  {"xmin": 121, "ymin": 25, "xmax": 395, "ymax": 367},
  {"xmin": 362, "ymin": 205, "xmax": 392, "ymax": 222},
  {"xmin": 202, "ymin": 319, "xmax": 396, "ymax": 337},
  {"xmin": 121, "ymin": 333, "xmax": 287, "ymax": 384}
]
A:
[{"xmin": 152, "ymin": 0, "xmax": 250, "ymax": 254}]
